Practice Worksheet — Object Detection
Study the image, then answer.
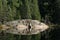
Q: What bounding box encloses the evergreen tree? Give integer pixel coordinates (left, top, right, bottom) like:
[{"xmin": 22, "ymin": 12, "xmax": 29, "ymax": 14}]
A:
[
  {"xmin": 11, "ymin": 0, "xmax": 21, "ymax": 20},
  {"xmin": 0, "ymin": 0, "xmax": 8, "ymax": 24},
  {"xmin": 31, "ymin": 0, "xmax": 41, "ymax": 21},
  {"xmin": 19, "ymin": 0, "xmax": 32, "ymax": 19},
  {"xmin": 0, "ymin": 0, "xmax": 14, "ymax": 23}
]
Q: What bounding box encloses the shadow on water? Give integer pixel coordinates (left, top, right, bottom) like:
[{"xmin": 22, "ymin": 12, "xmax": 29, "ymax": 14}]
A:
[{"xmin": 41, "ymin": 25, "xmax": 60, "ymax": 40}]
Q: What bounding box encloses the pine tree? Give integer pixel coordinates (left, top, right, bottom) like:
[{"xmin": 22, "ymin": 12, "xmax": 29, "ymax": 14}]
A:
[
  {"xmin": 19, "ymin": 0, "xmax": 32, "ymax": 19},
  {"xmin": 0, "ymin": 0, "xmax": 8, "ymax": 24},
  {"xmin": 11, "ymin": 0, "xmax": 21, "ymax": 20},
  {"xmin": 0, "ymin": 0, "xmax": 14, "ymax": 23},
  {"xmin": 0, "ymin": 0, "xmax": 3, "ymax": 24},
  {"xmin": 31, "ymin": 0, "xmax": 41, "ymax": 21}
]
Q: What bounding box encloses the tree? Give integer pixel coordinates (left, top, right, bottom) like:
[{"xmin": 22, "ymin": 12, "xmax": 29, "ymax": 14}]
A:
[
  {"xmin": 0, "ymin": 0, "xmax": 8, "ymax": 24},
  {"xmin": 19, "ymin": 0, "xmax": 32, "ymax": 19},
  {"xmin": 31, "ymin": 0, "xmax": 41, "ymax": 21}
]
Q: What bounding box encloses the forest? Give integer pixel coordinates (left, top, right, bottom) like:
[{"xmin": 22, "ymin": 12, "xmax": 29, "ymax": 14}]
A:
[{"xmin": 0, "ymin": 0, "xmax": 60, "ymax": 40}]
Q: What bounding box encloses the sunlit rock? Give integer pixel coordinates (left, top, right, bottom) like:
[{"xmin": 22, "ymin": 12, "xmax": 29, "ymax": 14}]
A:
[{"xmin": 0, "ymin": 19, "xmax": 49, "ymax": 35}]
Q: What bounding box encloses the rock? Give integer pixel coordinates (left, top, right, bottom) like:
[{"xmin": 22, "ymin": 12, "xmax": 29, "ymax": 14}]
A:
[{"xmin": 0, "ymin": 19, "xmax": 49, "ymax": 35}]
